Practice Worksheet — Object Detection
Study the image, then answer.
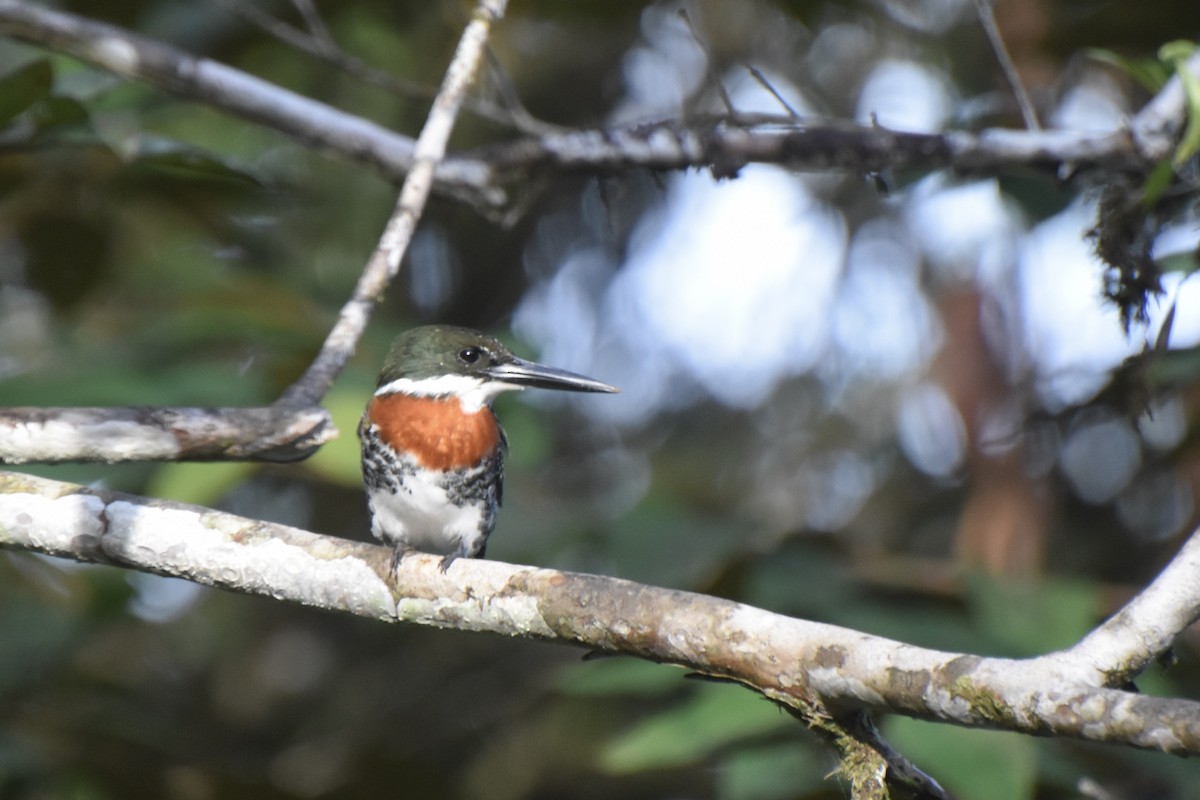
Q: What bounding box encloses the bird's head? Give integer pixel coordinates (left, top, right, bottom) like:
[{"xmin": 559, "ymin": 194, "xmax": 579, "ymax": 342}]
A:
[{"xmin": 375, "ymin": 325, "xmax": 617, "ymax": 411}]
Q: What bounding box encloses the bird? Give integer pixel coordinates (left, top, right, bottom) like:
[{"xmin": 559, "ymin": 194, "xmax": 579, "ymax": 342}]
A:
[{"xmin": 358, "ymin": 324, "xmax": 618, "ymax": 572}]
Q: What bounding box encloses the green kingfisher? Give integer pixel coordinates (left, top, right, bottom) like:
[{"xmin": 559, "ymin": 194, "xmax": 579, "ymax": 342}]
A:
[{"xmin": 359, "ymin": 325, "xmax": 618, "ymax": 571}]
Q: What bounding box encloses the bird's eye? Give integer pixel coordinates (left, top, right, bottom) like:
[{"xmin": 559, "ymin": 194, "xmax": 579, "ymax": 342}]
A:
[{"xmin": 458, "ymin": 347, "xmax": 483, "ymax": 365}]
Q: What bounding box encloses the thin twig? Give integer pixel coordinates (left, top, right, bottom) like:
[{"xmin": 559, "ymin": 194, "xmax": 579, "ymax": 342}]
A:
[
  {"xmin": 973, "ymin": 0, "xmax": 1041, "ymax": 130},
  {"xmin": 208, "ymin": 0, "xmax": 561, "ymax": 136},
  {"xmin": 290, "ymin": 0, "xmax": 335, "ymax": 49},
  {"xmin": 213, "ymin": 0, "xmax": 338, "ymax": 58},
  {"xmin": 745, "ymin": 64, "xmax": 802, "ymax": 119},
  {"xmin": 481, "ymin": 45, "xmax": 567, "ymax": 136},
  {"xmin": 278, "ymin": 0, "xmax": 510, "ymax": 407},
  {"xmin": 677, "ymin": 7, "xmax": 736, "ymax": 116}
]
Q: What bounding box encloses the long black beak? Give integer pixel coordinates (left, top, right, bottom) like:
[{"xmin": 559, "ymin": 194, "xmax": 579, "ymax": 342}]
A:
[{"xmin": 486, "ymin": 357, "xmax": 619, "ymax": 394}]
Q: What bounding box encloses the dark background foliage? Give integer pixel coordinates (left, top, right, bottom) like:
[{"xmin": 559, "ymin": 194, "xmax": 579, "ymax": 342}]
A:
[{"xmin": 2, "ymin": 1, "xmax": 1200, "ymax": 798}]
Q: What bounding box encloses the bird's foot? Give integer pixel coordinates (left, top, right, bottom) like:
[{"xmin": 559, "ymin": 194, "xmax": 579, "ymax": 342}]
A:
[
  {"xmin": 389, "ymin": 546, "xmax": 412, "ymax": 575},
  {"xmin": 438, "ymin": 539, "xmax": 486, "ymax": 573}
]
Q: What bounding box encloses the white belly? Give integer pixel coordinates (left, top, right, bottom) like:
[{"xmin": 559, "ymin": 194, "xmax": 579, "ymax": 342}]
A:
[{"xmin": 367, "ymin": 467, "xmax": 488, "ymax": 557}]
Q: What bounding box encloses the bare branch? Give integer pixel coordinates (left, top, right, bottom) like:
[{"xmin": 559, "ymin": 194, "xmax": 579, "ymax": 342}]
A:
[
  {"xmin": 0, "ymin": 0, "xmax": 499, "ymax": 205},
  {"xmin": 278, "ymin": 0, "xmax": 510, "ymax": 407},
  {"xmin": 0, "ymin": 406, "xmax": 333, "ymax": 464},
  {"xmin": 972, "ymin": 0, "xmax": 1040, "ymax": 130},
  {"xmin": 464, "ymin": 117, "xmax": 1143, "ymax": 181},
  {"xmin": 2, "ymin": 470, "xmax": 1199, "ymax": 758}
]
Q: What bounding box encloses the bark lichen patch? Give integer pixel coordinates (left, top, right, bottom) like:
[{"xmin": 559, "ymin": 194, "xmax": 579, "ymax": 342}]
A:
[{"xmin": 949, "ymin": 675, "xmax": 1017, "ymax": 725}]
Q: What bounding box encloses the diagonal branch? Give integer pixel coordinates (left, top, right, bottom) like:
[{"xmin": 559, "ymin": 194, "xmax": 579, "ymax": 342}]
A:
[
  {"xmin": 0, "ymin": 0, "xmax": 499, "ymax": 206},
  {"xmin": 2, "ymin": 470, "xmax": 1198, "ymax": 758},
  {"xmin": 277, "ymin": 0, "xmax": 509, "ymax": 407}
]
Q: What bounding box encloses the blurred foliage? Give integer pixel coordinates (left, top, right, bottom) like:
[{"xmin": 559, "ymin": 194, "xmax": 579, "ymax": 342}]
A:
[{"xmin": 2, "ymin": 1, "xmax": 1200, "ymax": 799}]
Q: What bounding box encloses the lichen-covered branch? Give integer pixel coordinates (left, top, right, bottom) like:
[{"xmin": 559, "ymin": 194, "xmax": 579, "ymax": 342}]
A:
[
  {"xmin": 0, "ymin": 406, "xmax": 333, "ymax": 463},
  {"xmin": 2, "ymin": 470, "xmax": 1198, "ymax": 758}
]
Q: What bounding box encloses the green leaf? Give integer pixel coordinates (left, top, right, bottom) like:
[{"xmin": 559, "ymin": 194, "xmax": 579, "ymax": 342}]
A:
[
  {"xmin": 1173, "ymin": 70, "xmax": 1200, "ymax": 164},
  {"xmin": 1141, "ymin": 158, "xmax": 1175, "ymax": 204},
  {"xmin": 1086, "ymin": 48, "xmax": 1170, "ymax": 93},
  {"xmin": 1158, "ymin": 40, "xmax": 1198, "ymax": 64},
  {"xmin": 1144, "ymin": 343, "xmax": 1200, "ymax": 389},
  {"xmin": 145, "ymin": 461, "xmax": 257, "ymax": 506},
  {"xmin": 1158, "ymin": 41, "xmax": 1200, "ymax": 165},
  {"xmin": 883, "ymin": 718, "xmax": 1037, "ymax": 800},
  {"xmin": 599, "ymin": 682, "xmax": 791, "ymax": 773},
  {"xmin": 0, "ymin": 59, "xmax": 53, "ymax": 127},
  {"xmin": 1155, "ymin": 249, "xmax": 1200, "ymax": 274}
]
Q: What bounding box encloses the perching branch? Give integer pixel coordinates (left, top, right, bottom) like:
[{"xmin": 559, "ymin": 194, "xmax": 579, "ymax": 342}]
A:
[
  {"xmin": 277, "ymin": 0, "xmax": 510, "ymax": 407},
  {"xmin": 2, "ymin": 470, "xmax": 1198, "ymax": 760}
]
